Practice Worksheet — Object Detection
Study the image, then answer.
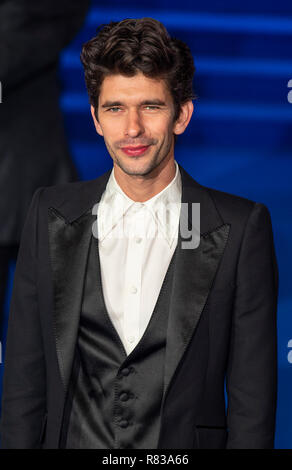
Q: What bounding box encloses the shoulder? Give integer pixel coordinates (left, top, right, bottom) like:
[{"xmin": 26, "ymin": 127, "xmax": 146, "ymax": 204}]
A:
[
  {"xmin": 41, "ymin": 170, "xmax": 111, "ymax": 205},
  {"xmin": 206, "ymin": 185, "xmax": 272, "ymax": 227},
  {"xmin": 180, "ymin": 165, "xmax": 267, "ymax": 228},
  {"xmin": 206, "ymin": 185, "xmax": 256, "ymax": 220},
  {"xmin": 34, "ymin": 170, "xmax": 112, "ymax": 223}
]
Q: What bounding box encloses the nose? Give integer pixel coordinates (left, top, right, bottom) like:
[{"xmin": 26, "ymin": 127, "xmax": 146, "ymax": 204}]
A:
[{"xmin": 125, "ymin": 108, "xmax": 144, "ymax": 137}]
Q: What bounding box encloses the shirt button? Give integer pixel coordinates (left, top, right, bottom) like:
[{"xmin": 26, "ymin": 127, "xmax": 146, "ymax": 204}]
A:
[
  {"xmin": 130, "ymin": 286, "xmax": 137, "ymax": 294},
  {"xmin": 132, "ymin": 205, "xmax": 138, "ymax": 214},
  {"xmin": 128, "ymin": 336, "xmax": 135, "ymax": 343},
  {"xmin": 135, "ymin": 237, "xmax": 142, "ymax": 244}
]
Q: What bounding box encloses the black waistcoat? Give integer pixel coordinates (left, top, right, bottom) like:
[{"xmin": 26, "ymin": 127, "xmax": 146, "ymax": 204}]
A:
[{"xmin": 60, "ymin": 236, "xmax": 177, "ymax": 449}]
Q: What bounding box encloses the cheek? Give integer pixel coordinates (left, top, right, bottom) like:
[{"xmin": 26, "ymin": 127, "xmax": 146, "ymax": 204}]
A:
[
  {"xmin": 146, "ymin": 117, "xmax": 173, "ymax": 139},
  {"xmin": 99, "ymin": 122, "xmax": 118, "ymax": 140}
]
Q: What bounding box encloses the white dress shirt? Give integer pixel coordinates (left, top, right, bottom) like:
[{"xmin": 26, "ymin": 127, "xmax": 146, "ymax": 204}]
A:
[{"xmin": 97, "ymin": 161, "xmax": 182, "ymax": 355}]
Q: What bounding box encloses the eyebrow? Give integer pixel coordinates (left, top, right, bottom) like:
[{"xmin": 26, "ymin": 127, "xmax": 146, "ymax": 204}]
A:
[{"xmin": 101, "ymin": 99, "xmax": 167, "ymax": 108}]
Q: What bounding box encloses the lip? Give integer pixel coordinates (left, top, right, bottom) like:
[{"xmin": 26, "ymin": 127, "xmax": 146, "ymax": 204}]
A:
[{"xmin": 121, "ymin": 146, "xmax": 150, "ymax": 156}]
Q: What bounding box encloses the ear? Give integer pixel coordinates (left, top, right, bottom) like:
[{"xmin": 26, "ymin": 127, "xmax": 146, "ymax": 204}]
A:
[
  {"xmin": 90, "ymin": 105, "xmax": 103, "ymax": 136},
  {"xmin": 173, "ymin": 101, "xmax": 194, "ymax": 135}
]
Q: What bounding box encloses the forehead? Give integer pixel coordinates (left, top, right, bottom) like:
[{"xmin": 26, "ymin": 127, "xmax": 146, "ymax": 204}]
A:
[{"xmin": 99, "ymin": 72, "xmax": 171, "ymax": 104}]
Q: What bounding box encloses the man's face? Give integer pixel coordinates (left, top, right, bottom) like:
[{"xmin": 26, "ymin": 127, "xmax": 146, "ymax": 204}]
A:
[{"xmin": 91, "ymin": 72, "xmax": 190, "ymax": 177}]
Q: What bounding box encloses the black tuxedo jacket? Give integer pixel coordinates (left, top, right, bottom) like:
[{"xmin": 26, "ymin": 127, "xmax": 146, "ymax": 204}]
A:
[{"xmin": 0, "ymin": 164, "xmax": 278, "ymax": 449}]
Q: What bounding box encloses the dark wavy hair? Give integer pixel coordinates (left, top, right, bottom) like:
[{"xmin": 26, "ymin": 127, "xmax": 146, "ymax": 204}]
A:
[{"xmin": 80, "ymin": 17, "xmax": 196, "ymax": 121}]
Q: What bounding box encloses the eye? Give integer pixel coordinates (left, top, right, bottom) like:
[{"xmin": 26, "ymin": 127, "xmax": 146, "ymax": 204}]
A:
[
  {"xmin": 144, "ymin": 105, "xmax": 159, "ymax": 110},
  {"xmin": 108, "ymin": 107, "xmax": 122, "ymax": 112}
]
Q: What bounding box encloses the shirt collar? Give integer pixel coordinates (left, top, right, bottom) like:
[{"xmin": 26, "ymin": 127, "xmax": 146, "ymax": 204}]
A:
[{"xmin": 97, "ymin": 161, "xmax": 182, "ymax": 246}]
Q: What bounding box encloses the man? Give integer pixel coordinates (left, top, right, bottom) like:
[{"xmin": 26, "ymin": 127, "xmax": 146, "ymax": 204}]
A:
[{"xmin": 0, "ymin": 18, "xmax": 278, "ymax": 449}]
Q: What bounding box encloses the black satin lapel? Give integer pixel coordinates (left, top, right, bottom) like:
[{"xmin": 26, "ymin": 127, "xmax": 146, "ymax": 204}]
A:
[
  {"xmin": 48, "ymin": 208, "xmax": 95, "ymax": 391},
  {"xmin": 163, "ymin": 223, "xmax": 231, "ymax": 396}
]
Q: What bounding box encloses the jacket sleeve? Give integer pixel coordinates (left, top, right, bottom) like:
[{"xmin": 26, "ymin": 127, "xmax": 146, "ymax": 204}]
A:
[
  {"xmin": 226, "ymin": 202, "xmax": 278, "ymax": 449},
  {"xmin": 0, "ymin": 187, "xmax": 46, "ymax": 448}
]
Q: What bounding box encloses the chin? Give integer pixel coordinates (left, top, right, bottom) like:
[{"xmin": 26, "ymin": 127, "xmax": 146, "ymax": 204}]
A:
[{"xmin": 116, "ymin": 157, "xmax": 159, "ymax": 177}]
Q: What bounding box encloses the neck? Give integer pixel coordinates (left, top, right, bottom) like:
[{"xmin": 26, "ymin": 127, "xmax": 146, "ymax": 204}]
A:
[{"xmin": 113, "ymin": 156, "xmax": 176, "ymax": 202}]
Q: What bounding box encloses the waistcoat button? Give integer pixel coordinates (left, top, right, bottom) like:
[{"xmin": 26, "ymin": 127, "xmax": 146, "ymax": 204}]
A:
[
  {"xmin": 119, "ymin": 419, "xmax": 129, "ymax": 428},
  {"xmin": 121, "ymin": 368, "xmax": 130, "ymax": 376},
  {"xmin": 119, "ymin": 392, "xmax": 129, "ymax": 402}
]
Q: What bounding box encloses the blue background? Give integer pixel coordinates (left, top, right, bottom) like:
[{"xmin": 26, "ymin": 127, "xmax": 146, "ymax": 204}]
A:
[{"xmin": 1, "ymin": 1, "xmax": 292, "ymax": 448}]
